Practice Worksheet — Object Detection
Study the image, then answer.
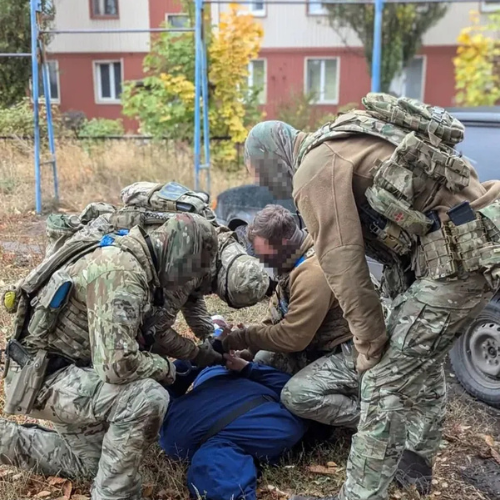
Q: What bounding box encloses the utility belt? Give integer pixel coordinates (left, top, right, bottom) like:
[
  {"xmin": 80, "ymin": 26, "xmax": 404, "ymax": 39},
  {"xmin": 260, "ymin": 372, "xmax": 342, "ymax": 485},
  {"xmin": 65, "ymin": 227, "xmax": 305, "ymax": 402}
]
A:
[
  {"xmin": 2, "ymin": 339, "xmax": 72, "ymax": 415},
  {"xmin": 415, "ymin": 201, "xmax": 500, "ymax": 285}
]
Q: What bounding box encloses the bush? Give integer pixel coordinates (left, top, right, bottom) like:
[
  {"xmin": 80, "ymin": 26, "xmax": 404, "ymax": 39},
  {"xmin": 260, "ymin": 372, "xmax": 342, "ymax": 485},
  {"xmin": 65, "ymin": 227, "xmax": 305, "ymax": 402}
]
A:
[
  {"xmin": 77, "ymin": 118, "xmax": 124, "ymax": 138},
  {"xmin": 0, "ymin": 98, "xmax": 65, "ymax": 138}
]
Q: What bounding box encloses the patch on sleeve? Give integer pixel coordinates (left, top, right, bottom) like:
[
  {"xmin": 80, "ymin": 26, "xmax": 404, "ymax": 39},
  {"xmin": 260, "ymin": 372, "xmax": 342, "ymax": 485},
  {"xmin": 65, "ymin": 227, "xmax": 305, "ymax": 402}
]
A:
[{"xmin": 111, "ymin": 293, "xmax": 141, "ymax": 323}]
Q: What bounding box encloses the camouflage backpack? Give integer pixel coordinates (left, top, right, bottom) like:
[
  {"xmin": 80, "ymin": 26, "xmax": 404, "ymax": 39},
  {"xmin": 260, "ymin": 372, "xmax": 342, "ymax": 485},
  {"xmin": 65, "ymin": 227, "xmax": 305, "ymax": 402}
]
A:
[
  {"xmin": 45, "ymin": 182, "xmax": 217, "ymax": 257},
  {"xmin": 296, "ymin": 93, "xmax": 471, "ymax": 252}
]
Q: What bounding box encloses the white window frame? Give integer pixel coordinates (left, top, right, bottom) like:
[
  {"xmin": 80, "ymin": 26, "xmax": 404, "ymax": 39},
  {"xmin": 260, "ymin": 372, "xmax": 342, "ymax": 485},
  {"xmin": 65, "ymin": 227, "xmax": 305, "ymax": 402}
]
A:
[
  {"xmin": 244, "ymin": 1, "xmax": 266, "ymax": 17},
  {"xmin": 307, "ymin": 0, "xmax": 328, "ymax": 16},
  {"xmin": 481, "ymin": 1, "xmax": 500, "ymax": 12},
  {"xmin": 29, "ymin": 60, "xmax": 60, "ymax": 104},
  {"xmin": 304, "ymin": 57, "xmax": 340, "ymax": 105},
  {"xmin": 45, "ymin": 60, "xmax": 61, "ymax": 104},
  {"xmin": 92, "ymin": 0, "xmax": 119, "ymax": 17},
  {"xmin": 248, "ymin": 59, "xmax": 267, "ymax": 105},
  {"xmin": 93, "ymin": 60, "xmax": 123, "ymax": 104},
  {"xmin": 165, "ymin": 13, "xmax": 191, "ymax": 27},
  {"xmin": 391, "ymin": 55, "xmax": 427, "ymax": 102}
]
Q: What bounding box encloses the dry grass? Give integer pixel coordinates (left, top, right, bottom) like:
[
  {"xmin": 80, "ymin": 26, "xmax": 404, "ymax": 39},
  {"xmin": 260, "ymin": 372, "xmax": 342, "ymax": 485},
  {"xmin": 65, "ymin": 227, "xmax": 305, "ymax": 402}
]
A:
[
  {"xmin": 0, "ymin": 140, "xmax": 248, "ymax": 216},
  {"xmin": 0, "ymin": 142, "xmax": 499, "ymax": 499}
]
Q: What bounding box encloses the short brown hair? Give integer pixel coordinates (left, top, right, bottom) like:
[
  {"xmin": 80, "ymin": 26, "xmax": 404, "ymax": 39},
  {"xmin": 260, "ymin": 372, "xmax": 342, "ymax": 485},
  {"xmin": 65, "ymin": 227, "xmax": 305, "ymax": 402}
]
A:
[{"xmin": 248, "ymin": 204, "xmax": 296, "ymax": 246}]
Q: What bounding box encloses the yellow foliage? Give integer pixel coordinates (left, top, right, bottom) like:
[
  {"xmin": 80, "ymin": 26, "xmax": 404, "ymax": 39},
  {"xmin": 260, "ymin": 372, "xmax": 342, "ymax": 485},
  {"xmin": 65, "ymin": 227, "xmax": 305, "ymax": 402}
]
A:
[
  {"xmin": 454, "ymin": 11, "xmax": 500, "ymax": 106},
  {"xmin": 208, "ymin": 5, "xmax": 264, "ymax": 149}
]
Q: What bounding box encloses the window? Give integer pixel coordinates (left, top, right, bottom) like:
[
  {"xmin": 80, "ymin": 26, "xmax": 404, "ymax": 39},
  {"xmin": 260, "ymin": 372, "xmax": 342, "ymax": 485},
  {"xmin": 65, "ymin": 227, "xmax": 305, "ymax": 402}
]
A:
[
  {"xmin": 166, "ymin": 14, "xmax": 191, "ymax": 28},
  {"xmin": 308, "ymin": 0, "xmax": 327, "ymax": 16},
  {"xmin": 389, "ymin": 57, "xmax": 426, "ymax": 101},
  {"xmin": 481, "ymin": 1, "xmax": 500, "ymax": 12},
  {"xmin": 31, "ymin": 60, "xmax": 60, "ymax": 103},
  {"xmin": 248, "ymin": 59, "xmax": 266, "ymax": 104},
  {"xmin": 244, "ymin": 1, "xmax": 266, "ymax": 17},
  {"xmin": 91, "ymin": 0, "xmax": 119, "ymax": 18},
  {"xmin": 305, "ymin": 58, "xmax": 339, "ymax": 104},
  {"xmin": 45, "ymin": 61, "xmax": 60, "ymax": 103},
  {"xmin": 94, "ymin": 61, "xmax": 122, "ymax": 103}
]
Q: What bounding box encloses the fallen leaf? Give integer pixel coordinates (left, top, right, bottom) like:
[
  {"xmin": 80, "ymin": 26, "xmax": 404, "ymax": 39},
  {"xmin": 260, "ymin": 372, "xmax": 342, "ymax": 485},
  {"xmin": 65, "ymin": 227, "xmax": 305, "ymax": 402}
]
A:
[
  {"xmin": 326, "ymin": 461, "xmax": 338, "ymax": 468},
  {"xmin": 12, "ymin": 473, "xmax": 23, "ymax": 480},
  {"xmin": 264, "ymin": 484, "xmax": 288, "ymax": 496},
  {"xmin": 48, "ymin": 477, "xmax": 67, "ymax": 486},
  {"xmin": 483, "ymin": 435, "xmax": 496, "ymax": 447},
  {"xmin": 35, "ymin": 492, "xmax": 52, "ymax": 499},
  {"xmin": 491, "ymin": 447, "xmax": 500, "ymax": 465},
  {"xmin": 142, "ymin": 484, "xmax": 154, "ymax": 498},
  {"xmin": 307, "ymin": 465, "xmax": 337, "ymax": 475},
  {"xmin": 62, "ymin": 480, "xmax": 72, "ymax": 500}
]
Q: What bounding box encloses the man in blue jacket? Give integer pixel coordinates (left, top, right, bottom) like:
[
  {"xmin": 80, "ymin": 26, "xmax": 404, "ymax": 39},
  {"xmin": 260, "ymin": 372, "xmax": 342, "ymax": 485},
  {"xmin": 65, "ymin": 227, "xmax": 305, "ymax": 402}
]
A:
[{"xmin": 159, "ymin": 353, "xmax": 309, "ymax": 500}]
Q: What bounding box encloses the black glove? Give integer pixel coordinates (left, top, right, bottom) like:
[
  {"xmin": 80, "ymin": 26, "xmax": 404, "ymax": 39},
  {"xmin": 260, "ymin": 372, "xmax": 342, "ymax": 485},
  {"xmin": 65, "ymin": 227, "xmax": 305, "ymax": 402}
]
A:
[{"xmin": 193, "ymin": 339, "xmax": 224, "ymax": 368}]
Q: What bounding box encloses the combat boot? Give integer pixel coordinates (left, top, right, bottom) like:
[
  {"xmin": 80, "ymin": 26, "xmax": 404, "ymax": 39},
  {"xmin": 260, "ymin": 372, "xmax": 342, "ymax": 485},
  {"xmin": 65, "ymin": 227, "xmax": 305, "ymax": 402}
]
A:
[{"xmin": 395, "ymin": 449, "xmax": 433, "ymax": 496}]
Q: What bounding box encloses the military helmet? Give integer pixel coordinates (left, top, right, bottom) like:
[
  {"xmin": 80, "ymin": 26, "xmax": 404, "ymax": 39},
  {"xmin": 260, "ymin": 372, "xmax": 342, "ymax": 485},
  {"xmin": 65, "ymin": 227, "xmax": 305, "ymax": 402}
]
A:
[{"xmin": 215, "ymin": 232, "xmax": 269, "ymax": 308}]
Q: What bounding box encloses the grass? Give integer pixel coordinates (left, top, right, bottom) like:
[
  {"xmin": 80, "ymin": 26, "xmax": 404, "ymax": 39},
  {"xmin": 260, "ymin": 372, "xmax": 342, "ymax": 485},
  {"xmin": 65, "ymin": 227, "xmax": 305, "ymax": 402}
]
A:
[
  {"xmin": 0, "ymin": 139, "xmax": 247, "ymax": 216},
  {"xmin": 0, "ymin": 140, "xmax": 499, "ymax": 499}
]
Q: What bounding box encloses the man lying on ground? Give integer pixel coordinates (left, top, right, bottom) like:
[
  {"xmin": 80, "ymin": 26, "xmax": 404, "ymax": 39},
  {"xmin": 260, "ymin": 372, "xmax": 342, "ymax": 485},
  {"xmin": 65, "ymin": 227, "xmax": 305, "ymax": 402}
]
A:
[
  {"xmin": 221, "ymin": 204, "xmax": 360, "ymax": 428},
  {"xmin": 159, "ymin": 353, "xmax": 309, "ymax": 500}
]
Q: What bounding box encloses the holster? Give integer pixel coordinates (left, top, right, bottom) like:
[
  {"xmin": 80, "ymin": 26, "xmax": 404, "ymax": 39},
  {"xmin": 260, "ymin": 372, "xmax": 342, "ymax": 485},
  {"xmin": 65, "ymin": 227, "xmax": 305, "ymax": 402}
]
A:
[{"xmin": 4, "ymin": 350, "xmax": 49, "ymax": 415}]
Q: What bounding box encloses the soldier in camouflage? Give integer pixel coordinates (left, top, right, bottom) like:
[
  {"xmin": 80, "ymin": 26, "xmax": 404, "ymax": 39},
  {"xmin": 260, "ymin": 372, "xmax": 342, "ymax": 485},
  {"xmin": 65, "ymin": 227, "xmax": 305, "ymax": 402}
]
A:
[
  {"xmin": 243, "ymin": 94, "xmax": 500, "ymax": 500},
  {"xmin": 143, "ymin": 225, "xmax": 270, "ymax": 361},
  {"xmin": 222, "ymin": 205, "xmax": 359, "ymax": 429},
  {"xmin": 0, "ymin": 214, "xmax": 219, "ymax": 500}
]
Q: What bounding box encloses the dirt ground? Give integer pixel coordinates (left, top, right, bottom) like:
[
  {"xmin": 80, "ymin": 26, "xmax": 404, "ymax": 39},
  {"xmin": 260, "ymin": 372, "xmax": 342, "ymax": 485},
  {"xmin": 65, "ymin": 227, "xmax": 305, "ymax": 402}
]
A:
[{"xmin": 1, "ymin": 215, "xmax": 500, "ymax": 500}]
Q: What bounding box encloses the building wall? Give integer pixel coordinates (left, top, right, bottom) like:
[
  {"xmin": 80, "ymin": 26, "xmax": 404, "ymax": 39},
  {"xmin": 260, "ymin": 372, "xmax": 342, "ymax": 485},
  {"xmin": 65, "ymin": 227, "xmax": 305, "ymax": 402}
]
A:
[
  {"xmin": 54, "ymin": 52, "xmax": 145, "ymax": 131},
  {"xmin": 49, "ymin": 0, "xmax": 151, "ymax": 53},
  {"xmin": 259, "ymin": 45, "xmax": 458, "ymax": 120}
]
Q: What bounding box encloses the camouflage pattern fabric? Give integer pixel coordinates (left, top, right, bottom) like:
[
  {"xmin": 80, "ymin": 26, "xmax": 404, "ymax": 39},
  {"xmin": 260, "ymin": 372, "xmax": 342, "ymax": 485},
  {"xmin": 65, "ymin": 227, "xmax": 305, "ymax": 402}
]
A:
[
  {"xmin": 339, "ymin": 273, "xmax": 492, "ymax": 500},
  {"xmin": 254, "ymin": 347, "xmax": 359, "ymax": 428},
  {"xmin": 244, "ymin": 121, "xmax": 299, "ymax": 199},
  {"xmin": 215, "ymin": 229, "xmax": 269, "ymax": 308},
  {"xmin": 1, "ymin": 365, "xmax": 169, "ymax": 500}
]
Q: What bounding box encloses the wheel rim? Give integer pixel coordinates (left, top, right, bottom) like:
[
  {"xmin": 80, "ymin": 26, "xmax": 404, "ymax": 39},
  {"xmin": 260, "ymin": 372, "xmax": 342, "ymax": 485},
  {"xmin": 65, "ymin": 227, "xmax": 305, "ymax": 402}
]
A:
[{"xmin": 464, "ymin": 321, "xmax": 500, "ymax": 388}]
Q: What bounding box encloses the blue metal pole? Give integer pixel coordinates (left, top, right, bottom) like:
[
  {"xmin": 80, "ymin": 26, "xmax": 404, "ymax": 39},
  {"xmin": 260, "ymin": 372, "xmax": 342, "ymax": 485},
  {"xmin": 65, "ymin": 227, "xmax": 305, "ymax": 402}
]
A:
[
  {"xmin": 371, "ymin": 0, "xmax": 384, "ymax": 93},
  {"xmin": 194, "ymin": 0, "xmax": 202, "ymax": 191},
  {"xmin": 31, "ymin": 0, "xmax": 42, "ymax": 214},
  {"xmin": 200, "ymin": 5, "xmax": 211, "ymax": 194},
  {"xmin": 42, "ymin": 60, "xmax": 59, "ymax": 202}
]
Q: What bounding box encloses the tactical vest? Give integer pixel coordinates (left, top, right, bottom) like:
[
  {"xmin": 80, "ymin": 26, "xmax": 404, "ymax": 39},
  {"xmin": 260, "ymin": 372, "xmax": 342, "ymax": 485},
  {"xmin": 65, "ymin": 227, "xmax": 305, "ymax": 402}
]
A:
[
  {"xmin": 297, "ymin": 93, "xmax": 500, "ymax": 286},
  {"xmin": 45, "ymin": 182, "xmax": 217, "ymax": 258},
  {"xmin": 3, "ymin": 224, "xmax": 157, "ymax": 364}
]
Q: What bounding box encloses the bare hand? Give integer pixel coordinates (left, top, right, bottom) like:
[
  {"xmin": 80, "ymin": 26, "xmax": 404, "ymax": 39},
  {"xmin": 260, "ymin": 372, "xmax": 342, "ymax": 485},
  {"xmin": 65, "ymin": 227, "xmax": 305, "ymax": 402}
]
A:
[{"xmin": 224, "ymin": 350, "xmax": 249, "ymax": 372}]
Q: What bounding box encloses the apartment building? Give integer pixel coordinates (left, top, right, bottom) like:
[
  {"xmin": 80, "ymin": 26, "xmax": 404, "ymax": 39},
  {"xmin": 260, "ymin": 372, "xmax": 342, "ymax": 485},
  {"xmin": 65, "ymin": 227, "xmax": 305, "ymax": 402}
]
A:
[{"xmin": 45, "ymin": 0, "xmax": 497, "ymax": 128}]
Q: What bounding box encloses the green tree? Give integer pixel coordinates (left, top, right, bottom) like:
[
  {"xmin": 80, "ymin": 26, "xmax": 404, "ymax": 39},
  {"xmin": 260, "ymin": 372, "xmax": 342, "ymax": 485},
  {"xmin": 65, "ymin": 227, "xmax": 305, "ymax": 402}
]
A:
[
  {"xmin": 325, "ymin": 3, "xmax": 448, "ymax": 93},
  {"xmin": 122, "ymin": 4, "xmax": 264, "ymax": 165},
  {"xmin": 0, "ymin": 0, "xmax": 53, "ymax": 107}
]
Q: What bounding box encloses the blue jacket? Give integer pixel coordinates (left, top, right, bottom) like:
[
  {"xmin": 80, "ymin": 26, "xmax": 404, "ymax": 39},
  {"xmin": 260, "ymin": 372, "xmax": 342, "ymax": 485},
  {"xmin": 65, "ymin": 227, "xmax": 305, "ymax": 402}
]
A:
[{"xmin": 159, "ymin": 362, "xmax": 308, "ymax": 462}]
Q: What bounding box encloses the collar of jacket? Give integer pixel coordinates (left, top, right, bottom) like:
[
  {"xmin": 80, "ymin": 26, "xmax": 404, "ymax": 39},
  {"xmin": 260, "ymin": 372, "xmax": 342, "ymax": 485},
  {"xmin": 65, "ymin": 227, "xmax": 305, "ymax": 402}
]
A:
[{"xmin": 114, "ymin": 226, "xmax": 161, "ymax": 289}]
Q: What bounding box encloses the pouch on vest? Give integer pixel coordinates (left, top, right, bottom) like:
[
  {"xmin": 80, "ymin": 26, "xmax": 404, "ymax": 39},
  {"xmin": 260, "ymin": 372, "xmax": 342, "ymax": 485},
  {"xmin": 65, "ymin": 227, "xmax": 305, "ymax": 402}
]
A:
[
  {"xmin": 27, "ymin": 269, "xmax": 73, "ymax": 342},
  {"xmin": 479, "ymin": 200, "xmax": 500, "ymax": 243},
  {"xmin": 3, "ymin": 348, "xmax": 49, "ymax": 415},
  {"xmin": 45, "ymin": 214, "xmax": 82, "ymax": 258}
]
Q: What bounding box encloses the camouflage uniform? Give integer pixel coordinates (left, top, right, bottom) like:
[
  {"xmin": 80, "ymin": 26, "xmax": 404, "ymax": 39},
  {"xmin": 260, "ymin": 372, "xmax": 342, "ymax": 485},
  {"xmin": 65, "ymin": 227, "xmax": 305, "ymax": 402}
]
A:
[
  {"xmin": 0, "ymin": 214, "xmax": 218, "ymax": 500},
  {"xmin": 45, "ymin": 202, "xmax": 269, "ymax": 362},
  {"xmin": 229, "ymin": 235, "xmax": 359, "ymax": 428},
  {"xmin": 244, "ymin": 95, "xmax": 500, "ymax": 500}
]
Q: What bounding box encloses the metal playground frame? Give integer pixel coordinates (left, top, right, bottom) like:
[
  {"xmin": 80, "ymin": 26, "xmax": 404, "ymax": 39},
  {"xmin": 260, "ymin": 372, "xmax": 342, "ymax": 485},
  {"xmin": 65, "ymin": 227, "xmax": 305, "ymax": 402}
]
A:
[{"xmin": 1, "ymin": 0, "xmax": 471, "ymax": 213}]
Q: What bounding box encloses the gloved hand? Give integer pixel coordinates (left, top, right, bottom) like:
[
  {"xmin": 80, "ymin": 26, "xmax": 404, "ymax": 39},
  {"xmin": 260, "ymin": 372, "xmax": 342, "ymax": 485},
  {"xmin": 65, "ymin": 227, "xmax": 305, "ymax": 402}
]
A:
[
  {"xmin": 356, "ymin": 353, "xmax": 381, "ymax": 374},
  {"xmin": 221, "ymin": 328, "xmax": 248, "ymax": 352},
  {"xmin": 193, "ymin": 339, "xmax": 223, "ymax": 368}
]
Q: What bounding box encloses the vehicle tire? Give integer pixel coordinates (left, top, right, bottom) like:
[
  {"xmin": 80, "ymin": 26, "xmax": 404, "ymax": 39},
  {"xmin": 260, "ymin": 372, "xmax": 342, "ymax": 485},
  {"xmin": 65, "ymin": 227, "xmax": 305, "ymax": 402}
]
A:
[
  {"xmin": 234, "ymin": 224, "xmax": 255, "ymax": 257},
  {"xmin": 450, "ymin": 298, "xmax": 500, "ymax": 408}
]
